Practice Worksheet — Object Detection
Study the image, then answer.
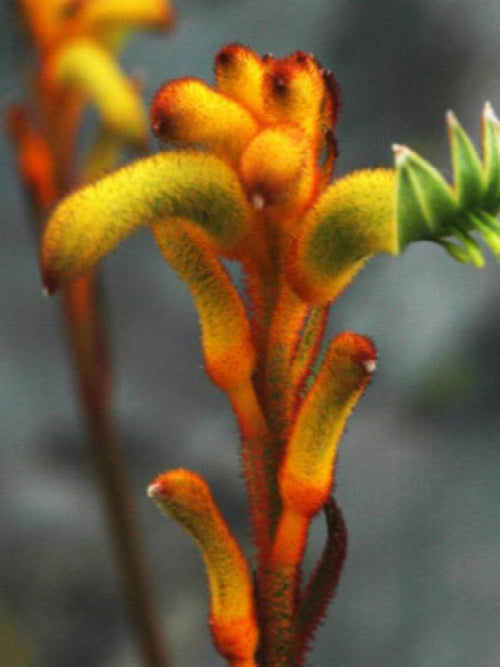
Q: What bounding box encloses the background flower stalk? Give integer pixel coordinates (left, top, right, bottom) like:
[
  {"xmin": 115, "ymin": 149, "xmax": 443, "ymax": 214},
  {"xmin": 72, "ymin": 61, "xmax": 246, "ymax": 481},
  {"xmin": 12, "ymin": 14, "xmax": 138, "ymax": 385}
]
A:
[{"xmin": 10, "ymin": 2, "xmax": 175, "ymax": 666}]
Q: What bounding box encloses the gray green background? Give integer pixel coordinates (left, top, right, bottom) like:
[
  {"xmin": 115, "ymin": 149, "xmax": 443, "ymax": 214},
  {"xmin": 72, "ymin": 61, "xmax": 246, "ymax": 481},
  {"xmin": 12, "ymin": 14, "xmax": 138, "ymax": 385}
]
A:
[{"xmin": 1, "ymin": 0, "xmax": 500, "ymax": 665}]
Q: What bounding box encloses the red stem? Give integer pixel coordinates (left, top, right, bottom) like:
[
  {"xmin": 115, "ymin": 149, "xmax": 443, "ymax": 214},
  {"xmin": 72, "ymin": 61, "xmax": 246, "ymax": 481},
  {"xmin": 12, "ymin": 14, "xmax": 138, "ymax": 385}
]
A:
[{"xmin": 62, "ymin": 277, "xmax": 172, "ymax": 667}]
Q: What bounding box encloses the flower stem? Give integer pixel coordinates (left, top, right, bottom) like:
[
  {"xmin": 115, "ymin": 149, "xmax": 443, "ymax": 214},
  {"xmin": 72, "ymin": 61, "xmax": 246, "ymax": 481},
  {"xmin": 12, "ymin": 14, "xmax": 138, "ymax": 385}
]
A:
[
  {"xmin": 258, "ymin": 509, "xmax": 310, "ymax": 667},
  {"xmin": 228, "ymin": 378, "xmax": 278, "ymax": 554},
  {"xmin": 265, "ymin": 282, "xmax": 308, "ymax": 438},
  {"xmin": 62, "ymin": 277, "xmax": 172, "ymax": 667}
]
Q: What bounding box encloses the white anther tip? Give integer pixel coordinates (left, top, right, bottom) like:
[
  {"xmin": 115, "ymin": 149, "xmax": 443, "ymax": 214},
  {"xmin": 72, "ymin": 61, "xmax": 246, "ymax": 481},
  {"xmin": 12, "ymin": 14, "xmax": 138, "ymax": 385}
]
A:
[
  {"xmin": 251, "ymin": 193, "xmax": 266, "ymax": 211},
  {"xmin": 363, "ymin": 359, "xmax": 377, "ymax": 374},
  {"xmin": 147, "ymin": 482, "xmax": 162, "ymax": 499}
]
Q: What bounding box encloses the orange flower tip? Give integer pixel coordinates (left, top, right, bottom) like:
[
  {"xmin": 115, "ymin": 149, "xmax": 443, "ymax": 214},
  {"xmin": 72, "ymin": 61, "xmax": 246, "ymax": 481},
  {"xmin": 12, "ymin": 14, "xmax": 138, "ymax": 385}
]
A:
[
  {"xmin": 150, "ymin": 78, "xmax": 187, "ymax": 139},
  {"xmin": 251, "ymin": 193, "xmax": 266, "ymax": 211},
  {"xmin": 392, "ymin": 143, "xmax": 410, "ymax": 166},
  {"xmin": 214, "ymin": 43, "xmax": 245, "ymax": 69},
  {"xmin": 215, "ymin": 48, "xmax": 233, "ymax": 68},
  {"xmin": 214, "ymin": 42, "xmax": 262, "ymax": 77},
  {"xmin": 320, "ymin": 68, "xmax": 341, "ymax": 124},
  {"xmin": 148, "ymin": 469, "xmax": 196, "ymax": 501},
  {"xmin": 150, "ymin": 77, "xmax": 260, "ymax": 155},
  {"xmin": 340, "ymin": 332, "xmax": 377, "ymax": 372}
]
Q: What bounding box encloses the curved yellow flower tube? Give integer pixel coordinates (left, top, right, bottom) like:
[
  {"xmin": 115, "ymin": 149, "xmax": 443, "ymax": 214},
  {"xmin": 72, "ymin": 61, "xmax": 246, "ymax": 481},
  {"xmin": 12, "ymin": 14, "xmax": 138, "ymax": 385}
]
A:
[{"xmin": 149, "ymin": 470, "xmax": 258, "ymax": 666}]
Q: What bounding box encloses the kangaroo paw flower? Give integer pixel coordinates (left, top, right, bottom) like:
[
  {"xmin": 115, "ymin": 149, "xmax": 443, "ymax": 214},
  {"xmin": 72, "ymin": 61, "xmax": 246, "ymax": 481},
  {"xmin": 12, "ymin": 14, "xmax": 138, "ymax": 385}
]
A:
[
  {"xmin": 20, "ymin": 0, "xmax": 173, "ymax": 53},
  {"xmin": 151, "ymin": 78, "xmax": 258, "ymax": 165},
  {"xmin": 279, "ymin": 332, "xmax": 376, "ymax": 520},
  {"xmin": 214, "ymin": 44, "xmax": 268, "ymax": 120},
  {"xmin": 287, "ymin": 168, "xmax": 396, "ymax": 304},
  {"xmin": 41, "ymin": 151, "xmax": 251, "ymax": 292},
  {"xmin": 42, "ymin": 38, "xmax": 148, "ymax": 145},
  {"xmin": 148, "ymin": 470, "xmax": 258, "ymax": 666},
  {"xmin": 289, "ymin": 105, "xmax": 500, "ymax": 305},
  {"xmin": 35, "ymin": 41, "xmax": 498, "ymax": 665},
  {"xmin": 153, "ymin": 220, "xmax": 256, "ymax": 391},
  {"xmin": 77, "ymin": 0, "xmax": 174, "ymax": 37}
]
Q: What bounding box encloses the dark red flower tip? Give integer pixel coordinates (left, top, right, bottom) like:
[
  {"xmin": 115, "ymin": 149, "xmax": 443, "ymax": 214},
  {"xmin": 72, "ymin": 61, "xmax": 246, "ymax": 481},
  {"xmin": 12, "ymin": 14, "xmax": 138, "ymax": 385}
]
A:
[
  {"xmin": 321, "ymin": 69, "xmax": 342, "ymax": 127},
  {"xmin": 214, "ymin": 43, "xmax": 252, "ymax": 73},
  {"xmin": 269, "ymin": 64, "xmax": 292, "ymax": 97}
]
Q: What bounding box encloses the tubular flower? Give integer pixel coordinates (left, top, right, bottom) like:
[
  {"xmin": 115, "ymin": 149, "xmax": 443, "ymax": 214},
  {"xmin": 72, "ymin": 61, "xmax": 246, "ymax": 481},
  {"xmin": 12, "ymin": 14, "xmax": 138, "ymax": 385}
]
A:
[
  {"xmin": 289, "ymin": 104, "xmax": 500, "ymax": 304},
  {"xmin": 19, "ymin": 0, "xmax": 174, "ymax": 151},
  {"xmin": 149, "ymin": 470, "xmax": 259, "ymax": 666},
  {"xmin": 19, "ymin": 0, "xmax": 174, "ymax": 54},
  {"xmin": 42, "ymin": 47, "xmax": 500, "ymax": 296},
  {"xmin": 40, "ymin": 45, "xmax": 500, "ymax": 666}
]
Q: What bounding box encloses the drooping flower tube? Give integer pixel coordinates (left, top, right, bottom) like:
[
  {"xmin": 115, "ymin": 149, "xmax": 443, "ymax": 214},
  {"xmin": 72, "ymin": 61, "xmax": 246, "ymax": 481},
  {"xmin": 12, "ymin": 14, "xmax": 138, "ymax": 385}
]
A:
[{"xmin": 149, "ymin": 470, "xmax": 258, "ymax": 667}]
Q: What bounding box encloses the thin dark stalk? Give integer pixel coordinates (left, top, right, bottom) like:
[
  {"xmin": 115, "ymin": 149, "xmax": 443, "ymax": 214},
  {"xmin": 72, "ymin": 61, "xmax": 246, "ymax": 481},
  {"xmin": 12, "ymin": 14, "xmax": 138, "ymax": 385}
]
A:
[
  {"xmin": 62, "ymin": 278, "xmax": 172, "ymax": 667},
  {"xmin": 85, "ymin": 404, "xmax": 171, "ymax": 667}
]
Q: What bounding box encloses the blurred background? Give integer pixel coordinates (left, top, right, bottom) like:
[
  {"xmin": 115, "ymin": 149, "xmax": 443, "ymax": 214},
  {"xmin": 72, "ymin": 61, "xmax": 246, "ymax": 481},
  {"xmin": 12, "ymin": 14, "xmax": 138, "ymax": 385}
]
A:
[{"xmin": 1, "ymin": 0, "xmax": 500, "ymax": 665}]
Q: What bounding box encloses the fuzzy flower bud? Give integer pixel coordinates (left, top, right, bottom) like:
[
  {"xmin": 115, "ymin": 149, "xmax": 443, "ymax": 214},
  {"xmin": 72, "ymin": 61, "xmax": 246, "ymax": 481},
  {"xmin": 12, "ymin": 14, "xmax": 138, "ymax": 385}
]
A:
[{"xmin": 148, "ymin": 470, "xmax": 258, "ymax": 665}]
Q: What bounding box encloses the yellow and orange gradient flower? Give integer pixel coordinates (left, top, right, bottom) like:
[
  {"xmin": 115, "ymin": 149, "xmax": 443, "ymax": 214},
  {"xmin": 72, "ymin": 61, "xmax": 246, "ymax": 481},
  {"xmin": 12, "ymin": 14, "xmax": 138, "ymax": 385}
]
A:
[
  {"xmin": 40, "ymin": 45, "xmax": 500, "ymax": 667},
  {"xmin": 41, "ymin": 44, "xmax": 500, "ymax": 295},
  {"xmin": 18, "ymin": 0, "xmax": 174, "ymax": 157},
  {"xmin": 148, "ymin": 470, "xmax": 258, "ymax": 667}
]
